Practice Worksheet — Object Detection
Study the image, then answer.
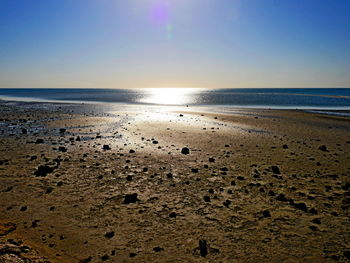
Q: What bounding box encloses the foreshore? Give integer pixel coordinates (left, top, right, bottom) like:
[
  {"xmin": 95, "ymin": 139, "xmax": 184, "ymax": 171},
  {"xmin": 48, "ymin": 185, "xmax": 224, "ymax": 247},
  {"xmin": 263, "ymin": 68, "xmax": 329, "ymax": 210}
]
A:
[{"xmin": 0, "ymin": 100, "xmax": 349, "ymax": 262}]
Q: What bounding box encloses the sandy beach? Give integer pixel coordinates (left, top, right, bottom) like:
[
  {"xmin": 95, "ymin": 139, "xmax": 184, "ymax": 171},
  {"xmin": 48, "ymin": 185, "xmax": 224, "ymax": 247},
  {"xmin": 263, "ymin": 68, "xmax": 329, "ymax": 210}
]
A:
[{"xmin": 0, "ymin": 100, "xmax": 349, "ymax": 262}]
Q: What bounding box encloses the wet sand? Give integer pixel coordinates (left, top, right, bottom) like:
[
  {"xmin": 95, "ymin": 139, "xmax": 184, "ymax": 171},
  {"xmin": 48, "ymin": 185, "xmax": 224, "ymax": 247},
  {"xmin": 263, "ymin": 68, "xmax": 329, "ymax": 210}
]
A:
[{"xmin": 0, "ymin": 100, "xmax": 349, "ymax": 262}]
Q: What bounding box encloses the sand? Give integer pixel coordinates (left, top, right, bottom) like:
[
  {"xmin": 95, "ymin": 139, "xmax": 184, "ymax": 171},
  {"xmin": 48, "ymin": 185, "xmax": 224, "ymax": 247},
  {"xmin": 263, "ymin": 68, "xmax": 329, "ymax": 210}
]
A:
[{"xmin": 0, "ymin": 100, "xmax": 349, "ymax": 262}]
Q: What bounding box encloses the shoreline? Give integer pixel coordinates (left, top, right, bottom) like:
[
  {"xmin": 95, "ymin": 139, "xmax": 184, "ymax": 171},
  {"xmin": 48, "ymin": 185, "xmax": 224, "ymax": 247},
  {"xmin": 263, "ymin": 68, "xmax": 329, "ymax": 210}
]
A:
[{"xmin": 0, "ymin": 100, "xmax": 349, "ymax": 262}]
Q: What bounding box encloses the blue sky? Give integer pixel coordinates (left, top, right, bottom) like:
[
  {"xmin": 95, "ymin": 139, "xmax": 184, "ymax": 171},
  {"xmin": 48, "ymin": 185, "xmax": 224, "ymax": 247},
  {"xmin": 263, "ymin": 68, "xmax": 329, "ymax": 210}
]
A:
[{"xmin": 0, "ymin": 0, "xmax": 349, "ymax": 88}]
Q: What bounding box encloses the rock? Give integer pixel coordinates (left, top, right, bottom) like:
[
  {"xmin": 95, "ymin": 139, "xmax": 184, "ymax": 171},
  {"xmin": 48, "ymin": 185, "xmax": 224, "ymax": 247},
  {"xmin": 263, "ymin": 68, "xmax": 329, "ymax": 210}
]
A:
[
  {"xmin": 101, "ymin": 255, "xmax": 109, "ymax": 261},
  {"xmin": 282, "ymin": 144, "xmax": 288, "ymax": 149},
  {"xmin": 58, "ymin": 146, "xmax": 67, "ymax": 152},
  {"xmin": 129, "ymin": 253, "xmax": 137, "ymax": 258},
  {"xmin": 203, "ymin": 196, "xmax": 211, "ymax": 202},
  {"xmin": 21, "ymin": 128, "xmax": 27, "ymax": 134},
  {"xmin": 271, "ymin": 166, "xmax": 281, "ymax": 174},
  {"xmin": 208, "ymin": 158, "xmax": 215, "ymax": 162},
  {"xmin": 59, "ymin": 128, "xmax": 66, "ymax": 133},
  {"xmin": 318, "ymin": 145, "xmax": 328, "ymax": 152},
  {"xmin": 199, "ymin": 240, "xmax": 208, "ymax": 257},
  {"xmin": 191, "ymin": 168, "xmax": 198, "ymax": 173},
  {"xmin": 45, "ymin": 187, "xmax": 53, "ymax": 194},
  {"xmin": 181, "ymin": 147, "xmax": 190, "ymax": 155},
  {"xmin": 20, "ymin": 206, "xmax": 27, "ymax": 212},
  {"xmin": 153, "ymin": 247, "xmax": 164, "ymax": 252},
  {"xmin": 76, "ymin": 136, "xmax": 81, "ymax": 141},
  {"xmin": 34, "ymin": 165, "xmax": 54, "ymax": 177},
  {"xmin": 276, "ymin": 193, "xmax": 288, "ymax": 202},
  {"xmin": 123, "ymin": 193, "xmax": 138, "ymax": 204},
  {"xmin": 104, "ymin": 231, "xmax": 115, "ymax": 239},
  {"xmin": 129, "ymin": 149, "xmax": 135, "ymax": 153},
  {"xmin": 169, "ymin": 212, "xmax": 177, "ymax": 218},
  {"xmin": 103, "ymin": 145, "xmax": 111, "ymax": 150},
  {"xmin": 262, "ymin": 210, "xmax": 271, "ymax": 218},
  {"xmin": 152, "ymin": 140, "xmax": 158, "ymax": 144},
  {"xmin": 126, "ymin": 175, "xmax": 133, "ymax": 181},
  {"xmin": 35, "ymin": 138, "xmax": 44, "ymax": 144}
]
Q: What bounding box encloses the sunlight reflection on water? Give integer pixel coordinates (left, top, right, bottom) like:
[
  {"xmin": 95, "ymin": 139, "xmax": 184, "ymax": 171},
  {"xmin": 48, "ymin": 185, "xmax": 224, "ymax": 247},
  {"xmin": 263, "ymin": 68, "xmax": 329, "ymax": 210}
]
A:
[{"xmin": 138, "ymin": 88, "xmax": 201, "ymax": 105}]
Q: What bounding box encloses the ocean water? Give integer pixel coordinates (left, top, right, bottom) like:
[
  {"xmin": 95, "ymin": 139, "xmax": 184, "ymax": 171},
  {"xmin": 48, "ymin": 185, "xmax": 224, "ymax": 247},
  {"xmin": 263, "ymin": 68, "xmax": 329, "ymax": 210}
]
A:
[{"xmin": 0, "ymin": 88, "xmax": 350, "ymax": 109}]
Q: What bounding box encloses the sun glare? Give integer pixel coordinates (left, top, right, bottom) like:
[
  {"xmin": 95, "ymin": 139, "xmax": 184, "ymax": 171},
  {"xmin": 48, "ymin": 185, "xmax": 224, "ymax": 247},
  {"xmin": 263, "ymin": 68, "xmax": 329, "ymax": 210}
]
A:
[{"xmin": 139, "ymin": 88, "xmax": 198, "ymax": 105}]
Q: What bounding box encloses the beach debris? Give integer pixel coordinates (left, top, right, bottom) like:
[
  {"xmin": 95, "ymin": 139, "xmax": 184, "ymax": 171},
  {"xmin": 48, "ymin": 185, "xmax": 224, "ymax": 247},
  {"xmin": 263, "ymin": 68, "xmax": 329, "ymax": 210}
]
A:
[
  {"xmin": 181, "ymin": 147, "xmax": 190, "ymax": 154},
  {"xmin": 34, "ymin": 165, "xmax": 54, "ymax": 177},
  {"xmin": 123, "ymin": 193, "xmax": 138, "ymax": 204}
]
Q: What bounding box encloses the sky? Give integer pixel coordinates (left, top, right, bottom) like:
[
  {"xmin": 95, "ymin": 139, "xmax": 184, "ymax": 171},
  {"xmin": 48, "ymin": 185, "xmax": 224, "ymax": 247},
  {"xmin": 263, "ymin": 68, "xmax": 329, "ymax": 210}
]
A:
[{"xmin": 0, "ymin": 0, "xmax": 349, "ymax": 89}]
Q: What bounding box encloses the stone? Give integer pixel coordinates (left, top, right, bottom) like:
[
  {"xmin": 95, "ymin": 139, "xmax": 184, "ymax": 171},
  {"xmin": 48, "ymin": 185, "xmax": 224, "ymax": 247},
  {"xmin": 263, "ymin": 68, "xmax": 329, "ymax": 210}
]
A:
[
  {"xmin": 103, "ymin": 145, "xmax": 111, "ymax": 150},
  {"xmin": 199, "ymin": 240, "xmax": 208, "ymax": 257},
  {"xmin": 34, "ymin": 165, "xmax": 54, "ymax": 177},
  {"xmin": 104, "ymin": 231, "xmax": 115, "ymax": 239},
  {"xmin": 181, "ymin": 147, "xmax": 190, "ymax": 154},
  {"xmin": 271, "ymin": 166, "xmax": 281, "ymax": 174},
  {"xmin": 123, "ymin": 193, "xmax": 138, "ymax": 204},
  {"xmin": 318, "ymin": 145, "xmax": 328, "ymax": 152}
]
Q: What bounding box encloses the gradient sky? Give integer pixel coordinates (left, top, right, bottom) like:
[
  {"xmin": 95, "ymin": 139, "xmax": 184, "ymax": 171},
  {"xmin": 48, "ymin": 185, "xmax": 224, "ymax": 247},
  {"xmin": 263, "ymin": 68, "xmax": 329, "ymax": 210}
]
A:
[{"xmin": 0, "ymin": 0, "xmax": 349, "ymax": 89}]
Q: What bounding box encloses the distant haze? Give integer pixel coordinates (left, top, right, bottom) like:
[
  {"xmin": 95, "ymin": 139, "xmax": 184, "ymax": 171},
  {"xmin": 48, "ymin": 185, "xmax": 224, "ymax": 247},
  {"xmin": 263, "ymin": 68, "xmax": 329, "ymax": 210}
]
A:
[{"xmin": 0, "ymin": 0, "xmax": 349, "ymax": 89}]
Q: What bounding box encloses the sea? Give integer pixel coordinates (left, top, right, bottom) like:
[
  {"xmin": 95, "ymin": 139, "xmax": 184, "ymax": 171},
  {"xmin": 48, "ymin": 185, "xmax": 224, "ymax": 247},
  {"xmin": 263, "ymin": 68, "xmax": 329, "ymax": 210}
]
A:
[{"xmin": 0, "ymin": 88, "xmax": 350, "ymax": 110}]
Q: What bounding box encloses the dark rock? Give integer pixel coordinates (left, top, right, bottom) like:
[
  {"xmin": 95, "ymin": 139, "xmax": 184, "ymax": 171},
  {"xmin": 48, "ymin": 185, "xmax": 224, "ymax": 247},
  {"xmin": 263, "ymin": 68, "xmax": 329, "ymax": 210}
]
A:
[
  {"xmin": 103, "ymin": 145, "xmax": 111, "ymax": 150},
  {"xmin": 58, "ymin": 146, "xmax": 67, "ymax": 152},
  {"xmin": 35, "ymin": 138, "xmax": 44, "ymax": 144},
  {"xmin": 209, "ymin": 158, "xmax": 215, "ymax": 162},
  {"xmin": 126, "ymin": 175, "xmax": 133, "ymax": 181},
  {"xmin": 129, "ymin": 253, "xmax": 137, "ymax": 258},
  {"xmin": 45, "ymin": 187, "xmax": 54, "ymax": 194},
  {"xmin": 104, "ymin": 231, "xmax": 115, "ymax": 239},
  {"xmin": 344, "ymin": 251, "xmax": 350, "ymax": 260},
  {"xmin": 276, "ymin": 193, "xmax": 288, "ymax": 202},
  {"xmin": 282, "ymin": 144, "xmax": 288, "ymax": 149},
  {"xmin": 153, "ymin": 247, "xmax": 164, "ymax": 252},
  {"xmin": 291, "ymin": 202, "xmax": 308, "ymax": 212},
  {"xmin": 181, "ymin": 147, "xmax": 190, "ymax": 154},
  {"xmin": 311, "ymin": 218, "xmax": 321, "ymax": 224},
  {"xmin": 262, "ymin": 210, "xmax": 271, "ymax": 217},
  {"xmin": 101, "ymin": 255, "xmax": 109, "ymax": 261},
  {"xmin": 152, "ymin": 140, "xmax": 158, "ymax": 144},
  {"xmin": 169, "ymin": 212, "xmax": 177, "ymax": 218},
  {"xmin": 318, "ymin": 145, "xmax": 328, "ymax": 152},
  {"xmin": 203, "ymin": 196, "xmax": 211, "ymax": 202},
  {"xmin": 199, "ymin": 240, "xmax": 208, "ymax": 257},
  {"xmin": 59, "ymin": 128, "xmax": 66, "ymax": 133},
  {"xmin": 129, "ymin": 149, "xmax": 135, "ymax": 153},
  {"xmin": 271, "ymin": 166, "xmax": 281, "ymax": 174},
  {"xmin": 123, "ymin": 193, "xmax": 138, "ymax": 204},
  {"xmin": 34, "ymin": 165, "xmax": 54, "ymax": 177},
  {"xmin": 21, "ymin": 128, "xmax": 27, "ymax": 134},
  {"xmin": 220, "ymin": 167, "xmax": 228, "ymax": 171},
  {"xmin": 20, "ymin": 206, "xmax": 27, "ymax": 212},
  {"xmin": 191, "ymin": 168, "xmax": 199, "ymax": 173}
]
